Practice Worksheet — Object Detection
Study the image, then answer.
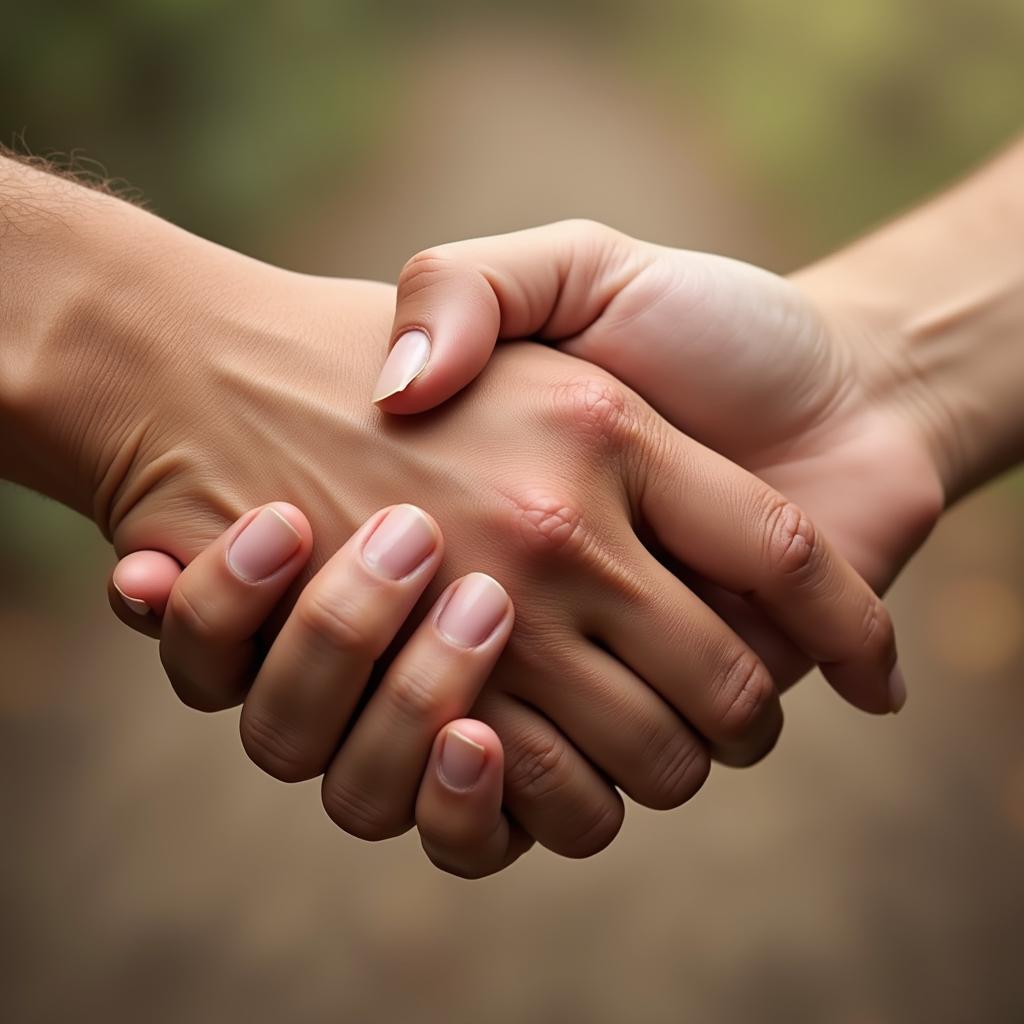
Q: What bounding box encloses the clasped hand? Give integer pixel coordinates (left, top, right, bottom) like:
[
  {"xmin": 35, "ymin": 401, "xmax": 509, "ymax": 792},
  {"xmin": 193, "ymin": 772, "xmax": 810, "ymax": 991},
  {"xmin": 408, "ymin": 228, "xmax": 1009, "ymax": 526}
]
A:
[{"xmin": 105, "ymin": 217, "xmax": 916, "ymax": 878}]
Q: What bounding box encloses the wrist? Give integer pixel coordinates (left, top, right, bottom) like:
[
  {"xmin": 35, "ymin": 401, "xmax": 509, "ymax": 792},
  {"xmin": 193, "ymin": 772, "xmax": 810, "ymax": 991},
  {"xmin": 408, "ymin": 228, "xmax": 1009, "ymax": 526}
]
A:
[
  {"xmin": 794, "ymin": 252, "xmax": 1024, "ymax": 507},
  {"xmin": 792, "ymin": 141, "xmax": 1024, "ymax": 504},
  {"xmin": 0, "ymin": 162, "xmax": 196, "ymax": 527}
]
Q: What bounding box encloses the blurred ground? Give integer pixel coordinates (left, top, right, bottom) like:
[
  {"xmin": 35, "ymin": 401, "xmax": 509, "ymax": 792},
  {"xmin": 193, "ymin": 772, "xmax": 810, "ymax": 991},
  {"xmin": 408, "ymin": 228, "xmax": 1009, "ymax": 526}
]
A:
[{"xmin": 2, "ymin": 7, "xmax": 1024, "ymax": 1023}]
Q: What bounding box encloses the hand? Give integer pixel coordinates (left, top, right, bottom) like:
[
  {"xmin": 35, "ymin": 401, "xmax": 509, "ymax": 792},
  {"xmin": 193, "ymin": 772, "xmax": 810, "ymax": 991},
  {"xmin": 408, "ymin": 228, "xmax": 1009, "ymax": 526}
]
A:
[
  {"xmin": 7, "ymin": 175, "xmax": 898, "ymax": 859},
  {"xmin": 111, "ymin": 503, "xmax": 524, "ymax": 880},
  {"xmin": 372, "ymin": 220, "xmax": 945, "ymax": 688}
]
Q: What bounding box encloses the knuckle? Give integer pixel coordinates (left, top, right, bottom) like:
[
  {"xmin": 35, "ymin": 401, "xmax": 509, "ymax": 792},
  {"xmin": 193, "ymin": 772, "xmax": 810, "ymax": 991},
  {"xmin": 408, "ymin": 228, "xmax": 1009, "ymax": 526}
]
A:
[
  {"xmin": 240, "ymin": 705, "xmax": 317, "ymax": 783},
  {"xmin": 712, "ymin": 710, "xmax": 784, "ymax": 768},
  {"xmin": 504, "ymin": 730, "xmax": 574, "ymax": 803},
  {"xmin": 397, "ymin": 247, "xmax": 456, "ymax": 300},
  {"xmin": 159, "ymin": 648, "xmax": 238, "ymax": 715},
  {"xmin": 763, "ymin": 498, "xmax": 819, "ymax": 579},
  {"xmin": 166, "ymin": 585, "xmax": 219, "ymax": 644},
  {"xmin": 162, "ymin": 667, "xmax": 234, "ymax": 713},
  {"xmin": 495, "ymin": 486, "xmax": 585, "ymax": 558},
  {"xmin": 711, "ymin": 648, "xmax": 777, "ymax": 743},
  {"xmin": 295, "ymin": 592, "xmax": 382, "ymax": 660},
  {"xmin": 322, "ymin": 776, "xmax": 408, "ymax": 842},
  {"xmin": 637, "ymin": 730, "xmax": 711, "ymax": 810},
  {"xmin": 556, "ymin": 796, "xmax": 625, "ymax": 859},
  {"xmin": 548, "ymin": 374, "xmax": 639, "ymax": 449},
  {"xmin": 859, "ymin": 596, "xmax": 896, "ymax": 661},
  {"xmin": 384, "ymin": 665, "xmax": 446, "ymax": 727},
  {"xmin": 503, "ymin": 730, "xmax": 623, "ymax": 858},
  {"xmin": 561, "ymin": 217, "xmax": 618, "ymax": 248}
]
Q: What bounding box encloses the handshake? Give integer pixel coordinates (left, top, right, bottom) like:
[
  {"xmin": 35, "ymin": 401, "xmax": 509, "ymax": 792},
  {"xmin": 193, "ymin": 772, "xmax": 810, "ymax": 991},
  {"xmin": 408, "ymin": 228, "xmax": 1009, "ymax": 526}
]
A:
[{"xmin": 5, "ymin": 141, "xmax": 1021, "ymax": 878}]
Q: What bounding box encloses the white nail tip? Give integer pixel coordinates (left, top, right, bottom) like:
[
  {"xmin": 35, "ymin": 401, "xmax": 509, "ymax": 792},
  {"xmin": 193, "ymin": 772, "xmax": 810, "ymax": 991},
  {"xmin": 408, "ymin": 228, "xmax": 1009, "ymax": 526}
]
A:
[
  {"xmin": 372, "ymin": 330, "xmax": 431, "ymax": 402},
  {"xmin": 114, "ymin": 583, "xmax": 150, "ymax": 616}
]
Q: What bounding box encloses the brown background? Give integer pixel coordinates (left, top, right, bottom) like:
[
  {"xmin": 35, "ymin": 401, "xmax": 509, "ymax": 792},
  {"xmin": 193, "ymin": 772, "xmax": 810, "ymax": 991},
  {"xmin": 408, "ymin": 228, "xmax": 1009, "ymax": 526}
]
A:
[{"xmin": 2, "ymin": 5, "xmax": 1023, "ymax": 1022}]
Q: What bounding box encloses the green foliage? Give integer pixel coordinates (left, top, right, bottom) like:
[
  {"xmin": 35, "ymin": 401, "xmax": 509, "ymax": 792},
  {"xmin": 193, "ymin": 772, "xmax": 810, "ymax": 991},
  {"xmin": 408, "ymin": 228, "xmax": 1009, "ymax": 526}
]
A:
[{"xmin": 634, "ymin": 0, "xmax": 1024, "ymax": 249}]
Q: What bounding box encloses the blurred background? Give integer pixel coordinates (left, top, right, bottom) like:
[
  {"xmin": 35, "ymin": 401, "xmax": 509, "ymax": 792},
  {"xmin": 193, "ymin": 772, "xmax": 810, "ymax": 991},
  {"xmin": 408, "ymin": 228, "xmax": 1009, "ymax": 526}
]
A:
[{"xmin": 2, "ymin": 2, "xmax": 1024, "ymax": 1021}]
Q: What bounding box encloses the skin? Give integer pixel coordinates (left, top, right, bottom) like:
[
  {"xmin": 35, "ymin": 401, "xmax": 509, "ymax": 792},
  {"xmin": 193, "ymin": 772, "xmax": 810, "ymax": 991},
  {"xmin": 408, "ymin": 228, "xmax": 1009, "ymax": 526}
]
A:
[
  {"xmin": 115, "ymin": 503, "xmax": 525, "ymax": 878},
  {"xmin": 0, "ymin": 155, "xmax": 898, "ymax": 866},
  {"xmin": 111, "ymin": 135, "xmax": 1024, "ymax": 879},
  {"xmin": 369, "ymin": 138, "xmax": 1024, "ymax": 688}
]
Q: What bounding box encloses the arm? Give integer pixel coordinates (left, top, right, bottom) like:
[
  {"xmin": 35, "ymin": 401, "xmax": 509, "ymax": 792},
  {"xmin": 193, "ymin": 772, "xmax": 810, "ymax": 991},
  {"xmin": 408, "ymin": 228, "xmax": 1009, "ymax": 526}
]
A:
[
  {"xmin": 793, "ymin": 136, "xmax": 1024, "ymax": 503},
  {"xmin": 1, "ymin": 150, "xmax": 900, "ymax": 865},
  {"xmin": 0, "ymin": 153, "xmax": 156, "ymax": 518},
  {"xmin": 365, "ymin": 137, "xmax": 1022, "ymax": 603},
  {"xmin": 373, "ymin": 137, "xmax": 1024, "ymax": 513}
]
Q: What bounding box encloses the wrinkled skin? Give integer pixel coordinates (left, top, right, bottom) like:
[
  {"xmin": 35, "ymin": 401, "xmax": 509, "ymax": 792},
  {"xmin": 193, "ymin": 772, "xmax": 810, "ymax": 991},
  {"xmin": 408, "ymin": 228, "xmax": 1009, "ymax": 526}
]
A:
[{"xmin": 91, "ymin": 242, "xmax": 770, "ymax": 858}]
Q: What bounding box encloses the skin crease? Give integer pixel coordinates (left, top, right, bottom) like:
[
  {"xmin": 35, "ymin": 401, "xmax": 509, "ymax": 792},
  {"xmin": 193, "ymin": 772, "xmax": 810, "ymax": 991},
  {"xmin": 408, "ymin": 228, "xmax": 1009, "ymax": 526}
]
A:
[
  {"xmin": 106, "ymin": 137, "xmax": 1024, "ymax": 877},
  {"xmin": 559, "ymin": 242, "xmax": 945, "ymax": 680},
  {"xmin": 76, "ymin": 232, "xmax": 758, "ymax": 855},
  {"xmin": 104, "ymin": 242, "xmax": 919, "ymax": 874},
  {"xmin": 571, "ymin": 248, "xmax": 945, "ymax": 586},
  {"xmin": 374, "ymin": 222, "xmax": 951, "ymax": 684},
  {"xmin": 2, "ymin": 158, "xmax": 902, "ymax": 862}
]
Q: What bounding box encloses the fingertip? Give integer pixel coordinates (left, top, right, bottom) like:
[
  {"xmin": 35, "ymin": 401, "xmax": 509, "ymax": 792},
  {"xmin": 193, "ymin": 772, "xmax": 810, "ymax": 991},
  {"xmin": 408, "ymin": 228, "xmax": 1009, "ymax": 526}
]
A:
[
  {"xmin": 112, "ymin": 550, "xmax": 183, "ymax": 617},
  {"xmin": 223, "ymin": 502, "xmax": 314, "ymax": 585},
  {"xmin": 822, "ymin": 664, "xmax": 895, "ymax": 716},
  {"xmin": 372, "ymin": 365, "xmax": 465, "ymax": 415},
  {"xmin": 888, "ymin": 663, "xmax": 907, "ymax": 714},
  {"xmin": 431, "ymin": 719, "xmax": 504, "ymax": 793},
  {"xmin": 444, "ymin": 718, "xmax": 503, "ymax": 758},
  {"xmin": 374, "ymin": 310, "xmax": 499, "ymax": 414},
  {"xmin": 258, "ymin": 502, "xmax": 313, "ymax": 552}
]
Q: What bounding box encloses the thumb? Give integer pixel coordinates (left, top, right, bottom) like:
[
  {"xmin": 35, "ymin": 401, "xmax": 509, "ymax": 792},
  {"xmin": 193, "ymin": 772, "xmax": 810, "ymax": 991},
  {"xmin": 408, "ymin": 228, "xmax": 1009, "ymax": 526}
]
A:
[{"xmin": 373, "ymin": 220, "xmax": 645, "ymax": 414}]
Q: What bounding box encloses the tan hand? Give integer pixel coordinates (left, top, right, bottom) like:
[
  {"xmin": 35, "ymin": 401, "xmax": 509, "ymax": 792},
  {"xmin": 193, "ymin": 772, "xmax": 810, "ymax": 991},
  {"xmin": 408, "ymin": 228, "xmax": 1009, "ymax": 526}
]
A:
[
  {"xmin": 91, "ymin": 214, "xmax": 898, "ymax": 858},
  {"xmin": 374, "ymin": 220, "xmax": 942, "ymax": 691}
]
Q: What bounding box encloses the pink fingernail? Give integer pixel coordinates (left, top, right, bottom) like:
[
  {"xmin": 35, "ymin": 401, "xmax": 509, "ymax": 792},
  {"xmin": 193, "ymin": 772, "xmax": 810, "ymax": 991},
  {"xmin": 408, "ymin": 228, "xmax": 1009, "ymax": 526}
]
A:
[
  {"xmin": 437, "ymin": 573, "xmax": 509, "ymax": 647},
  {"xmin": 439, "ymin": 729, "xmax": 486, "ymax": 790},
  {"xmin": 888, "ymin": 663, "xmax": 907, "ymax": 713},
  {"xmin": 113, "ymin": 581, "xmax": 150, "ymax": 616},
  {"xmin": 361, "ymin": 505, "xmax": 437, "ymax": 580},
  {"xmin": 372, "ymin": 330, "xmax": 430, "ymax": 402},
  {"xmin": 227, "ymin": 507, "xmax": 302, "ymax": 582}
]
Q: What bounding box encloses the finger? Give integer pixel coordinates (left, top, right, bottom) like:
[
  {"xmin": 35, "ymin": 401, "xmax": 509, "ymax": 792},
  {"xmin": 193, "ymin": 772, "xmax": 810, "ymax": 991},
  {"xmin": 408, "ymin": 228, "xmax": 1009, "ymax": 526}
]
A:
[
  {"xmin": 160, "ymin": 503, "xmax": 313, "ymax": 712},
  {"xmin": 510, "ymin": 640, "xmax": 711, "ymax": 809},
  {"xmin": 108, "ymin": 550, "xmax": 183, "ymax": 639},
  {"xmin": 416, "ymin": 720, "xmax": 533, "ymax": 879},
  {"xmin": 638, "ymin": 425, "xmax": 902, "ymax": 715},
  {"xmin": 593, "ymin": 540, "xmax": 785, "ymax": 768},
  {"xmin": 240, "ymin": 504, "xmax": 442, "ymax": 783},
  {"xmin": 321, "ymin": 572, "xmax": 512, "ymax": 839},
  {"xmin": 374, "ymin": 220, "xmax": 651, "ymax": 413},
  {"xmin": 477, "ymin": 690, "xmax": 625, "ymax": 859}
]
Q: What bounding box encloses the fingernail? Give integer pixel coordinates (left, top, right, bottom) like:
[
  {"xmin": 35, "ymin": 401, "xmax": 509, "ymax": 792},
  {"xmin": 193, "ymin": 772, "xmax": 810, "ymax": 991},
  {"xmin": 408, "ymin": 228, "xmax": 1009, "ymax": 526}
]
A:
[
  {"xmin": 437, "ymin": 573, "xmax": 509, "ymax": 647},
  {"xmin": 362, "ymin": 504, "xmax": 437, "ymax": 579},
  {"xmin": 888, "ymin": 663, "xmax": 907, "ymax": 713},
  {"xmin": 227, "ymin": 507, "xmax": 302, "ymax": 582},
  {"xmin": 113, "ymin": 581, "xmax": 150, "ymax": 616},
  {"xmin": 372, "ymin": 330, "xmax": 430, "ymax": 402},
  {"xmin": 439, "ymin": 729, "xmax": 486, "ymax": 790}
]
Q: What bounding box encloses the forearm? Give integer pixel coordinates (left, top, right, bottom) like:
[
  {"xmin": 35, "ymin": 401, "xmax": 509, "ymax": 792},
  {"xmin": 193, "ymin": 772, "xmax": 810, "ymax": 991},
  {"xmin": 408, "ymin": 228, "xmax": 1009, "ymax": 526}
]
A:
[
  {"xmin": 793, "ymin": 136, "xmax": 1024, "ymax": 503},
  {"xmin": 0, "ymin": 155, "xmax": 260, "ymax": 532},
  {"xmin": 1, "ymin": 155, "xmax": 154, "ymax": 518}
]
